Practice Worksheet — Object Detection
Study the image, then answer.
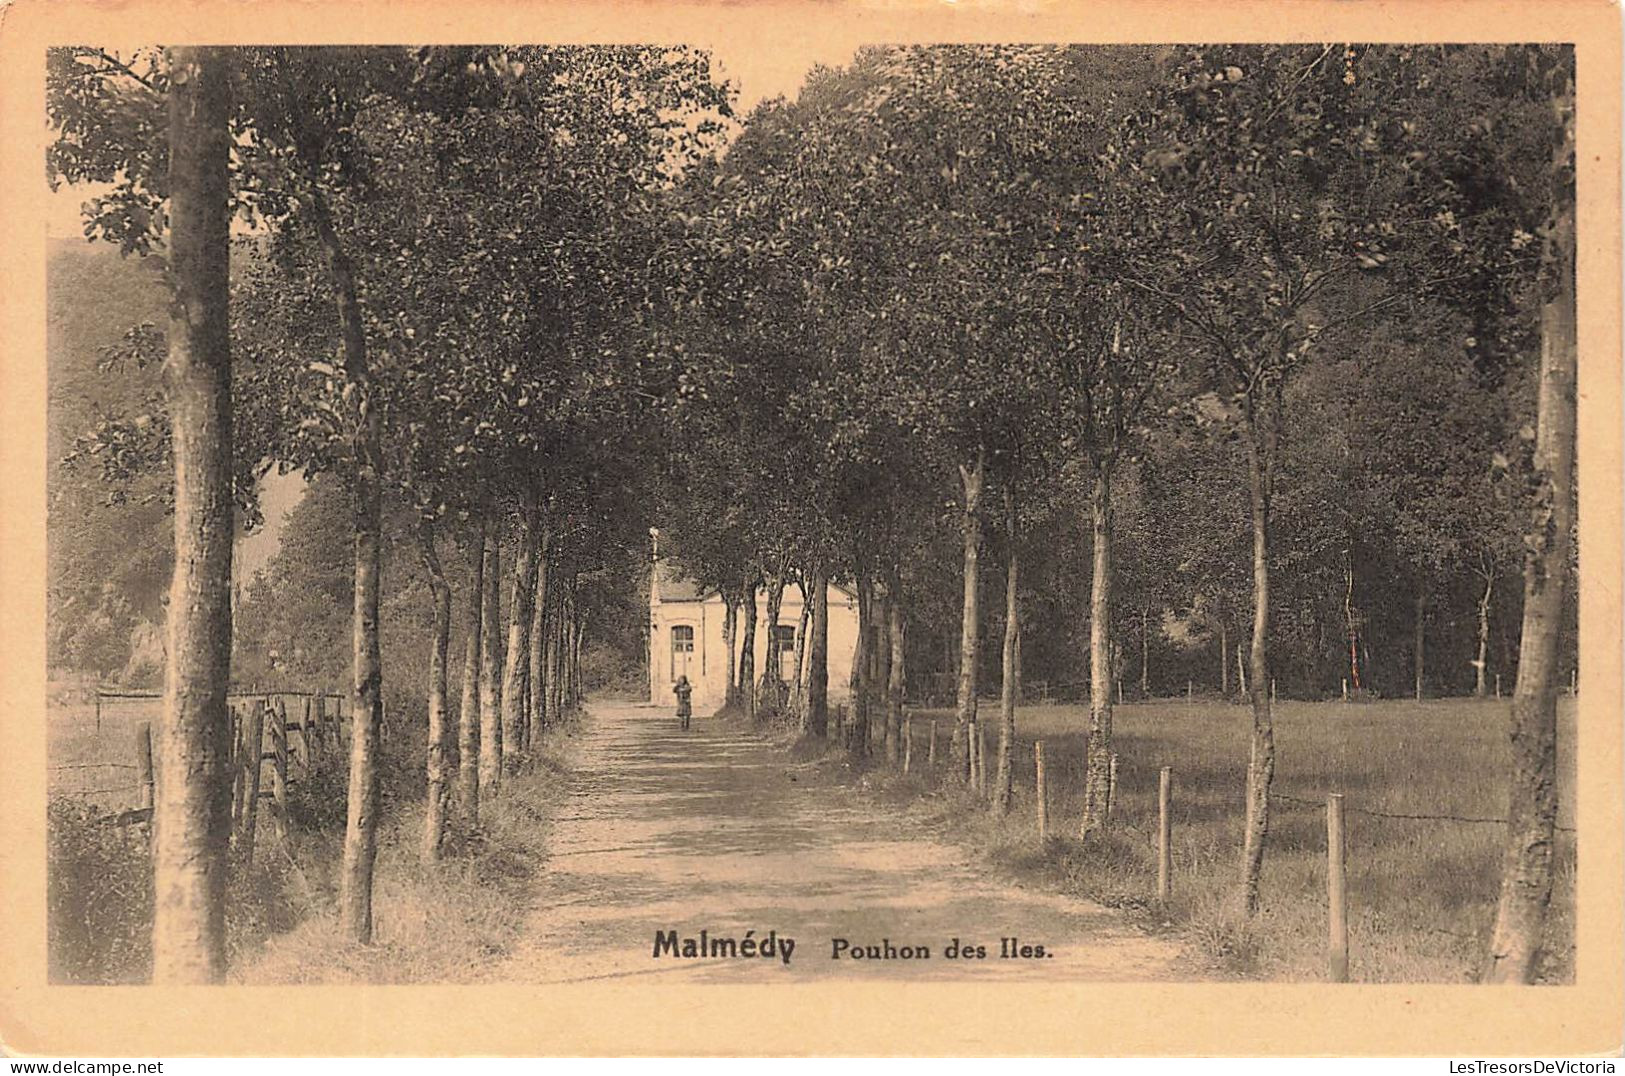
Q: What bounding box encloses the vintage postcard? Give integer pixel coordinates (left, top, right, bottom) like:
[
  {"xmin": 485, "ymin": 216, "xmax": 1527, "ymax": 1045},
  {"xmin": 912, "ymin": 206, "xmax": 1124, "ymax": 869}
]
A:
[{"xmin": 0, "ymin": 0, "xmax": 1620, "ymax": 1058}]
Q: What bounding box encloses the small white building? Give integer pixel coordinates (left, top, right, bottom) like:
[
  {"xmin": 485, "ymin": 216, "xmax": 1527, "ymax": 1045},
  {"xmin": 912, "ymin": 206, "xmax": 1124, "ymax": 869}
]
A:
[{"xmin": 648, "ymin": 556, "xmax": 861, "ymax": 714}]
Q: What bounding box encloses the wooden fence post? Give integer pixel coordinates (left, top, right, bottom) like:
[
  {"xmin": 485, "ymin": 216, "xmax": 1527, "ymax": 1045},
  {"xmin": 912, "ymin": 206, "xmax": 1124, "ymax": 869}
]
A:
[
  {"xmin": 1117, "ymin": 679, "xmax": 1124, "ymax": 706},
  {"xmin": 1270, "ymin": 679, "xmax": 1277, "ymax": 705},
  {"xmin": 1571, "ymin": 668, "xmax": 1578, "ymax": 697},
  {"xmin": 1035, "ymin": 741, "xmax": 1048, "ymax": 841},
  {"xmin": 928, "ymin": 718, "xmax": 937, "ymax": 767},
  {"xmin": 134, "ymin": 721, "xmax": 154, "ymax": 842},
  {"xmin": 1495, "ymin": 673, "xmax": 1502, "ymax": 700},
  {"xmin": 239, "ymin": 703, "xmax": 265, "ymax": 864},
  {"xmin": 299, "ymin": 696, "xmax": 314, "ymax": 764},
  {"xmin": 1328, "ymin": 792, "xmax": 1349, "ymax": 982},
  {"xmin": 903, "ymin": 717, "xmax": 913, "ymax": 774},
  {"xmin": 1156, "ymin": 766, "xmax": 1172, "ymax": 904},
  {"xmin": 1186, "ymin": 679, "xmax": 1193, "ymax": 703},
  {"xmin": 270, "ymin": 700, "xmax": 289, "ymax": 842},
  {"xmin": 1342, "ymin": 678, "xmax": 1349, "ymax": 702}
]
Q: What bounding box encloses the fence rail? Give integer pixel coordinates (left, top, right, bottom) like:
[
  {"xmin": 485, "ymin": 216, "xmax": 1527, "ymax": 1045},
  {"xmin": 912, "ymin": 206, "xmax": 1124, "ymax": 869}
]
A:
[{"xmin": 54, "ymin": 688, "xmax": 344, "ymax": 865}]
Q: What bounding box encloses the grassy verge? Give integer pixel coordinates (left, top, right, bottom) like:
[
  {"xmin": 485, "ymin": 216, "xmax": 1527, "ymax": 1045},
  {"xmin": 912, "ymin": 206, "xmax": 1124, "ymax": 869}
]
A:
[
  {"xmin": 47, "ymin": 710, "xmax": 577, "ymax": 985},
  {"xmin": 782, "ymin": 696, "xmax": 1576, "ymax": 984},
  {"xmin": 235, "ymin": 734, "xmax": 574, "ymax": 984}
]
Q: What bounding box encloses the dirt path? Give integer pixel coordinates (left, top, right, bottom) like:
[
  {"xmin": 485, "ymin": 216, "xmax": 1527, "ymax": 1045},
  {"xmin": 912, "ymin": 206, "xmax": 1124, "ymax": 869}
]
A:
[{"xmin": 489, "ymin": 701, "xmax": 1190, "ymax": 983}]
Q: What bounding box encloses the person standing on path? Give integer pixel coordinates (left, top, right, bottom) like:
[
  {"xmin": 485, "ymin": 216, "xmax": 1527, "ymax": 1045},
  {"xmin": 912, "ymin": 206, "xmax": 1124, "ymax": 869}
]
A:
[{"xmin": 674, "ymin": 675, "xmax": 693, "ymax": 731}]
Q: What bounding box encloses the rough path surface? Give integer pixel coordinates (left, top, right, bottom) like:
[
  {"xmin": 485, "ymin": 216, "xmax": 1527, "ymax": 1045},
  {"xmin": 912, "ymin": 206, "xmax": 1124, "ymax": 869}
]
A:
[{"xmin": 490, "ymin": 701, "xmax": 1190, "ymax": 983}]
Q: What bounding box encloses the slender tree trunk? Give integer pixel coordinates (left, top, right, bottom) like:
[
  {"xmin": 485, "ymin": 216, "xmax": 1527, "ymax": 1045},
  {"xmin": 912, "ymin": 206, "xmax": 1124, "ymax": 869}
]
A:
[
  {"xmin": 1220, "ymin": 620, "xmax": 1230, "ymax": 696},
  {"xmin": 418, "ymin": 520, "xmax": 452, "ymax": 862},
  {"xmin": 887, "ymin": 584, "xmax": 906, "ymax": 766},
  {"xmin": 1414, "ymin": 591, "xmax": 1427, "ymax": 702},
  {"xmin": 566, "ymin": 591, "xmax": 579, "ymax": 708},
  {"xmin": 722, "ymin": 594, "xmax": 738, "ymax": 710},
  {"xmin": 953, "ymin": 446, "xmax": 986, "ymax": 777},
  {"xmin": 151, "ymin": 45, "xmax": 233, "ymax": 983},
  {"xmin": 1140, "ymin": 602, "xmax": 1150, "ymax": 697},
  {"xmin": 284, "ymin": 69, "xmax": 385, "ymax": 944},
  {"xmin": 1475, "ymin": 568, "xmax": 1494, "ymax": 698},
  {"xmin": 739, "ymin": 583, "xmax": 758, "ymax": 722},
  {"xmin": 529, "ymin": 532, "xmax": 551, "ymax": 742},
  {"xmin": 544, "ymin": 592, "xmax": 562, "ymax": 724},
  {"xmin": 759, "ymin": 563, "xmax": 788, "ymax": 714},
  {"xmin": 455, "ymin": 525, "xmax": 485, "ymax": 826},
  {"xmin": 849, "ymin": 566, "xmax": 873, "ymax": 758},
  {"xmin": 877, "ymin": 584, "xmax": 898, "ymax": 763},
  {"xmin": 1486, "ymin": 125, "xmax": 1574, "ymax": 982},
  {"xmin": 477, "ymin": 532, "xmax": 502, "ymax": 801},
  {"xmin": 792, "ymin": 580, "xmax": 811, "ymax": 721},
  {"xmin": 571, "ymin": 606, "xmax": 584, "ymax": 707},
  {"xmin": 501, "ymin": 493, "xmax": 540, "ymax": 770},
  {"xmin": 1239, "ymin": 391, "xmax": 1278, "ymax": 918},
  {"xmin": 807, "ymin": 570, "xmax": 829, "ymax": 738},
  {"xmin": 994, "ymin": 488, "xmax": 1019, "ymax": 814},
  {"xmin": 1081, "ymin": 462, "xmax": 1115, "ymax": 837}
]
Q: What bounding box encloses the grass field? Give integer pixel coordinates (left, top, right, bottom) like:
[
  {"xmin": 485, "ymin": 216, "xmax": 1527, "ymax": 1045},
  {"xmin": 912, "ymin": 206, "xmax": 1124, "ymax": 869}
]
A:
[
  {"xmin": 883, "ymin": 696, "xmax": 1577, "ymax": 983},
  {"xmin": 47, "ymin": 693, "xmax": 164, "ymax": 809}
]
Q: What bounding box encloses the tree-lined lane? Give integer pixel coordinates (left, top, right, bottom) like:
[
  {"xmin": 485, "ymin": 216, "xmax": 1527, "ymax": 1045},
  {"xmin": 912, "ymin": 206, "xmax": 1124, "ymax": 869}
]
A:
[{"xmin": 493, "ymin": 704, "xmax": 1189, "ymax": 983}]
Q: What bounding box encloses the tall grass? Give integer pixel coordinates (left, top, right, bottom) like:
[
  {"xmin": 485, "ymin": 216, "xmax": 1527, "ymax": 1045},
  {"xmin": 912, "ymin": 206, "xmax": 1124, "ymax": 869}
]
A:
[
  {"xmin": 843, "ymin": 697, "xmax": 1577, "ymax": 983},
  {"xmin": 232, "ymin": 747, "xmax": 569, "ymax": 984}
]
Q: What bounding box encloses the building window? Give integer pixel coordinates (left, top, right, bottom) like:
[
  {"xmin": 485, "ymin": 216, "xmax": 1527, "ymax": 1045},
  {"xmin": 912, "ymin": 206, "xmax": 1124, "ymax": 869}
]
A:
[
  {"xmin": 671, "ymin": 624, "xmax": 695, "ymax": 681},
  {"xmin": 773, "ymin": 624, "xmax": 797, "ymax": 681}
]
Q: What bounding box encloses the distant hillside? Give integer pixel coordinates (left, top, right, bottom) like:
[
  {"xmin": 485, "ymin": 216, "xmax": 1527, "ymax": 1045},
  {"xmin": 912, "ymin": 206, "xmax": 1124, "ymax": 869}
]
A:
[
  {"xmin": 47, "ymin": 238, "xmax": 171, "ymax": 681},
  {"xmin": 47, "ymin": 237, "xmax": 168, "ymax": 465}
]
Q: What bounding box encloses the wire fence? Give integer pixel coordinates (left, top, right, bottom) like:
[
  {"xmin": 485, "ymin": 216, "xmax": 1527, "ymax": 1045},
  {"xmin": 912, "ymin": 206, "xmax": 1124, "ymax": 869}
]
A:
[{"xmin": 49, "ymin": 686, "xmax": 348, "ymax": 812}]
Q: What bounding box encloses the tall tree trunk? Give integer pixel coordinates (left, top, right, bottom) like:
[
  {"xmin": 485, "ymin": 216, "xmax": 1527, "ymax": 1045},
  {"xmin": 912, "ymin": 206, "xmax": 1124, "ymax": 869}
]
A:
[
  {"xmin": 739, "ymin": 583, "xmax": 758, "ymax": 721},
  {"xmin": 792, "ymin": 582, "xmax": 811, "ymax": 722},
  {"xmin": 529, "ymin": 531, "xmax": 551, "ymax": 743},
  {"xmin": 571, "ymin": 607, "xmax": 584, "ymax": 707},
  {"xmin": 418, "ymin": 520, "xmax": 452, "ymax": 862},
  {"xmin": 953, "ymin": 447, "xmax": 986, "ymax": 777},
  {"xmin": 1239, "ymin": 390, "xmax": 1278, "ymax": 917},
  {"xmin": 721, "ymin": 593, "xmax": 738, "ymax": 710},
  {"xmin": 887, "ymin": 583, "xmax": 906, "ymax": 766},
  {"xmin": 807, "ymin": 570, "xmax": 829, "ymax": 738},
  {"xmin": 1475, "ymin": 567, "xmax": 1494, "ymax": 698},
  {"xmin": 455, "ymin": 525, "xmax": 485, "ymax": 826},
  {"xmin": 151, "ymin": 45, "xmax": 233, "ymax": 983},
  {"xmin": 1081, "ymin": 461, "xmax": 1115, "ymax": 837},
  {"xmin": 994, "ymin": 488, "xmax": 1020, "ymax": 814},
  {"xmin": 1486, "ymin": 115, "xmax": 1574, "ymax": 981},
  {"xmin": 1236, "ymin": 635, "xmax": 1249, "ymax": 697},
  {"xmin": 849, "ymin": 565, "xmax": 872, "ymax": 758},
  {"xmin": 1219, "ymin": 619, "xmax": 1230, "ymax": 696},
  {"xmin": 1414, "ymin": 591, "xmax": 1427, "ymax": 702},
  {"xmin": 501, "ymin": 492, "xmax": 540, "ymax": 770},
  {"xmin": 477, "ymin": 532, "xmax": 502, "ymax": 801},
  {"xmin": 877, "ymin": 584, "xmax": 897, "ymax": 763},
  {"xmin": 544, "ymin": 592, "xmax": 562, "ymax": 723},
  {"xmin": 283, "ymin": 63, "xmax": 385, "ymax": 944},
  {"xmin": 1140, "ymin": 602, "xmax": 1150, "ymax": 696},
  {"xmin": 759, "ymin": 562, "xmax": 788, "ymax": 714},
  {"xmin": 565, "ymin": 591, "xmax": 579, "ymax": 709}
]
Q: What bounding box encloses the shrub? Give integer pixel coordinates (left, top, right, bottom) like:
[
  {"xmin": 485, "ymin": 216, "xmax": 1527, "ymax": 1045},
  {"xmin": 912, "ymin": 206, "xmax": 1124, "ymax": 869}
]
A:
[{"xmin": 47, "ymin": 798, "xmax": 152, "ymax": 984}]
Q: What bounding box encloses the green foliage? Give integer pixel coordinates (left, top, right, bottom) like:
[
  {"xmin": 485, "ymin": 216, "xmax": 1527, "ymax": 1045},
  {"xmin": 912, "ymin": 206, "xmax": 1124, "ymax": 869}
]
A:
[{"xmin": 47, "ymin": 799, "xmax": 153, "ymax": 983}]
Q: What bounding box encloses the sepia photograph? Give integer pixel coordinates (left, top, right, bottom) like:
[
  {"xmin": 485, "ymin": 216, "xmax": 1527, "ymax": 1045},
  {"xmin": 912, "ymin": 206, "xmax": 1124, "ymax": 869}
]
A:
[{"xmin": 3, "ymin": 0, "xmax": 1621, "ymax": 1058}]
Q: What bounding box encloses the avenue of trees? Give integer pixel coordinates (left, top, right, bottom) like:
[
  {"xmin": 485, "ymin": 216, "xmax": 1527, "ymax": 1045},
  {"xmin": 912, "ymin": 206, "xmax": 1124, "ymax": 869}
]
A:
[{"xmin": 48, "ymin": 44, "xmax": 1574, "ymax": 984}]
